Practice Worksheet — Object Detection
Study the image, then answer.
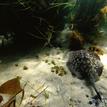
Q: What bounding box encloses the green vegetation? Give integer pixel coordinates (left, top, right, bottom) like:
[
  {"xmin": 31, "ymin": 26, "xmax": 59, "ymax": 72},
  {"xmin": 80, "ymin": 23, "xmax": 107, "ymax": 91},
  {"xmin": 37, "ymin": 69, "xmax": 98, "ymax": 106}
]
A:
[
  {"xmin": 72, "ymin": 0, "xmax": 106, "ymax": 36},
  {"xmin": 0, "ymin": 0, "xmax": 106, "ymax": 47}
]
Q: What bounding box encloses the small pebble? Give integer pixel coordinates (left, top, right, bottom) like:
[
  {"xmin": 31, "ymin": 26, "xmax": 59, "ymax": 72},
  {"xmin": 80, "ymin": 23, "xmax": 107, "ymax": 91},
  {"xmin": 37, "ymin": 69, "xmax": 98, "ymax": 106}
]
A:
[
  {"xmin": 51, "ymin": 69, "xmax": 55, "ymax": 72},
  {"xmin": 88, "ymin": 101, "xmax": 93, "ymax": 105},
  {"xmin": 86, "ymin": 95, "xmax": 89, "ymax": 98},
  {"xmin": 23, "ymin": 66, "xmax": 28, "ymax": 70},
  {"xmin": 51, "ymin": 60, "xmax": 56, "ymax": 65},
  {"xmin": 58, "ymin": 73, "xmax": 63, "ymax": 76},
  {"xmin": 15, "ymin": 64, "xmax": 18, "ymax": 67},
  {"xmin": 55, "ymin": 69, "xmax": 59, "ymax": 74},
  {"xmin": 45, "ymin": 60, "xmax": 48, "ymax": 63},
  {"xmin": 69, "ymin": 98, "xmax": 73, "ymax": 101}
]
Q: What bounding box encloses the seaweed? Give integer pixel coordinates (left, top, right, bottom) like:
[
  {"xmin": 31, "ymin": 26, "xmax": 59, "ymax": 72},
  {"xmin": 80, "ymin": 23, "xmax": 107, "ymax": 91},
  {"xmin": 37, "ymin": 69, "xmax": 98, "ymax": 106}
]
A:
[
  {"xmin": 72, "ymin": 0, "xmax": 106, "ymax": 36},
  {"xmin": 0, "ymin": 0, "xmax": 72, "ymax": 47}
]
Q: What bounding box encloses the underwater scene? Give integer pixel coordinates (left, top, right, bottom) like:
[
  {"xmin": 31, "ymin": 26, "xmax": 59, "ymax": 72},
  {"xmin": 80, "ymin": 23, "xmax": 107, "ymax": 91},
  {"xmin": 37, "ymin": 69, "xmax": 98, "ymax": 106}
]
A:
[{"xmin": 0, "ymin": 0, "xmax": 107, "ymax": 107}]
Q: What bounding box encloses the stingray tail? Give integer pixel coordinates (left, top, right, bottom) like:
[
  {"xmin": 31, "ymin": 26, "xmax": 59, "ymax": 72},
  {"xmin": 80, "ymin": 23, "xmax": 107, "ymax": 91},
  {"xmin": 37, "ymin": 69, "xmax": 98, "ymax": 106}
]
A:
[{"xmin": 92, "ymin": 83, "xmax": 102, "ymax": 101}]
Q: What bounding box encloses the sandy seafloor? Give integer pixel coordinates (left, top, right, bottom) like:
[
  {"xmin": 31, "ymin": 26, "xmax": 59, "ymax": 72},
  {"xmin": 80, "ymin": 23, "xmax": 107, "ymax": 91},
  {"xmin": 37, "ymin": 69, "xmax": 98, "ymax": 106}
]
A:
[{"xmin": 0, "ymin": 36, "xmax": 107, "ymax": 107}]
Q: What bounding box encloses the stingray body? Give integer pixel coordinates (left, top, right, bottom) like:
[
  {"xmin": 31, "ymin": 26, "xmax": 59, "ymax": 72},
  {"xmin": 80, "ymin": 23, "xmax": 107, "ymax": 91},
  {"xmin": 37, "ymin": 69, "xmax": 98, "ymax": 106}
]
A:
[{"xmin": 67, "ymin": 50, "xmax": 104, "ymax": 100}]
